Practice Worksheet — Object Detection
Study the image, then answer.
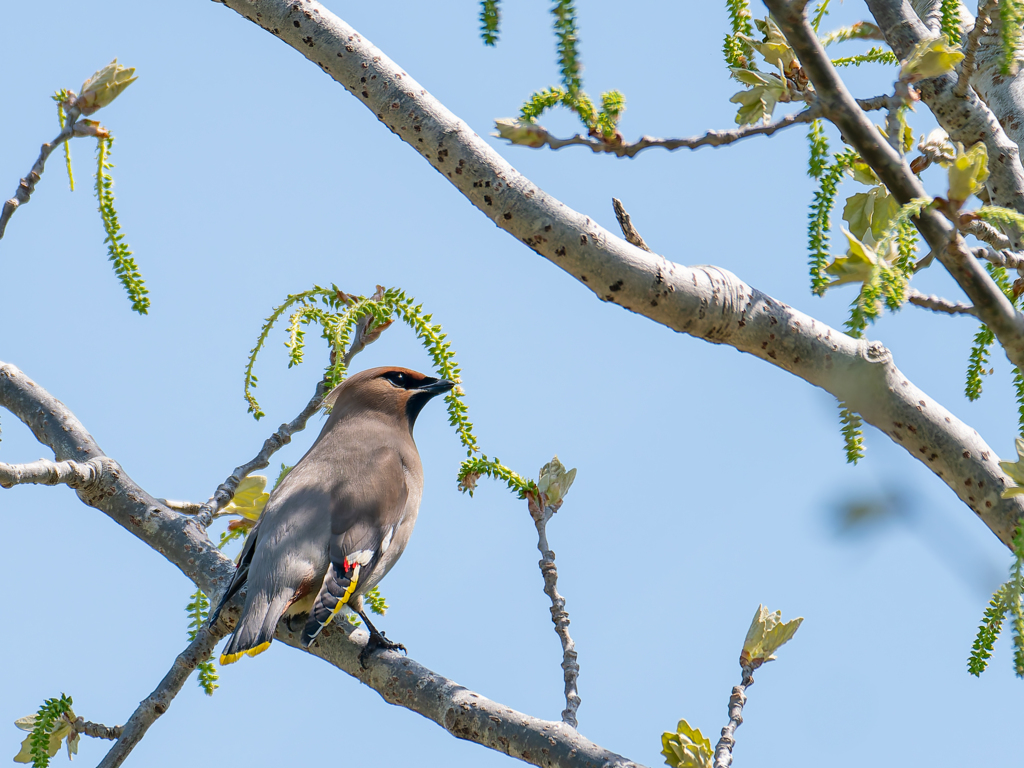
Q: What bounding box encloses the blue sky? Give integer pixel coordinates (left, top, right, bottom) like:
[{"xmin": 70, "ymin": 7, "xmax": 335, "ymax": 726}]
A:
[{"xmin": 1, "ymin": 1, "xmax": 1020, "ymax": 766}]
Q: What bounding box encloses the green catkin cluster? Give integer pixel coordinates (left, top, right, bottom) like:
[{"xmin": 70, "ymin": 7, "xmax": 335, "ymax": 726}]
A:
[
  {"xmin": 479, "ymin": 0, "xmax": 500, "ymax": 45},
  {"xmin": 808, "ymin": 150, "xmax": 856, "ymax": 295},
  {"xmin": 245, "ymin": 286, "xmax": 478, "ymax": 456},
  {"xmin": 969, "ymin": 528, "xmax": 1024, "ymax": 677},
  {"xmin": 723, "ymin": 0, "xmax": 754, "ymax": 68},
  {"xmin": 511, "ymin": 1, "xmax": 625, "ymax": 140},
  {"xmin": 95, "ymin": 137, "xmax": 149, "ymax": 314},
  {"xmin": 186, "ymin": 589, "xmax": 219, "ymax": 695},
  {"xmin": 28, "ymin": 695, "xmax": 74, "ymax": 768}
]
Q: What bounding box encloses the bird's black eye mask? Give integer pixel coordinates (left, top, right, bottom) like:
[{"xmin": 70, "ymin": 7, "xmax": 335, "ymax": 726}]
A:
[
  {"xmin": 383, "ymin": 371, "xmax": 417, "ymax": 389},
  {"xmin": 382, "ymin": 371, "xmax": 452, "ymax": 427}
]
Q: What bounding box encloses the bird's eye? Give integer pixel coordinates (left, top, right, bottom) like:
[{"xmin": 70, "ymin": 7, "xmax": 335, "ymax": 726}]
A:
[{"xmin": 385, "ymin": 372, "xmax": 408, "ymax": 387}]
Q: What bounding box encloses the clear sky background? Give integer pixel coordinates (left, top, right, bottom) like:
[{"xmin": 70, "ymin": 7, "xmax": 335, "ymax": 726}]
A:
[{"xmin": 1, "ymin": 1, "xmax": 1020, "ymax": 766}]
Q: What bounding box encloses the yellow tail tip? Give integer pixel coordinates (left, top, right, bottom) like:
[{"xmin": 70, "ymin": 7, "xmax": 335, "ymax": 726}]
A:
[{"xmin": 219, "ymin": 640, "xmax": 271, "ymax": 665}]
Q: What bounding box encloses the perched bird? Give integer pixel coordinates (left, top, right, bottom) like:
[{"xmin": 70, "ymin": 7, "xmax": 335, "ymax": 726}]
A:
[{"xmin": 210, "ymin": 366, "xmax": 453, "ymax": 667}]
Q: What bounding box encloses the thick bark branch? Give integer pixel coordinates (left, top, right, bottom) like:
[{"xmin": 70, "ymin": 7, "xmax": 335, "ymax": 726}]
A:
[
  {"xmin": 0, "ymin": 361, "xmax": 232, "ymax": 596},
  {"xmin": 213, "ymin": 0, "xmax": 1022, "ymax": 547},
  {"xmin": 0, "ymin": 456, "xmax": 109, "ymax": 489}
]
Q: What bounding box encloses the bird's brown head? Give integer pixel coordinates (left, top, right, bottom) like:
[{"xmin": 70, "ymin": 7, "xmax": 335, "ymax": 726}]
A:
[{"xmin": 324, "ymin": 366, "xmax": 454, "ymax": 430}]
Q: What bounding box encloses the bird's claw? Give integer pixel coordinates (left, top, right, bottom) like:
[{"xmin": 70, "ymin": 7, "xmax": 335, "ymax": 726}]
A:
[{"xmin": 359, "ymin": 629, "xmax": 407, "ymax": 669}]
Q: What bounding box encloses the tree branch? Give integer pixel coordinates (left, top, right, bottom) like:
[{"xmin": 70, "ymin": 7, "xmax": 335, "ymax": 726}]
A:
[
  {"xmin": 526, "ymin": 490, "xmax": 581, "ymax": 729},
  {"xmin": 766, "ymin": 0, "xmax": 1024, "ymax": 373},
  {"xmin": 906, "ymin": 288, "xmax": 977, "ymax": 315},
  {"xmin": 213, "ymin": 0, "xmax": 1023, "ymax": 547},
  {"xmin": 0, "ymin": 456, "xmax": 108, "ymax": 489},
  {"xmin": 70, "ymin": 716, "xmax": 122, "ymax": 742},
  {"xmin": 0, "ymin": 106, "xmax": 83, "ymax": 240},
  {"xmin": 954, "ymin": 1, "xmax": 1024, "ymax": 158},
  {"xmin": 963, "ymin": 218, "xmax": 1012, "ymax": 250},
  {"xmin": 497, "ymin": 96, "xmax": 889, "ymax": 157},
  {"xmin": 0, "ymin": 360, "xmax": 232, "ymax": 594},
  {"xmin": 712, "ymin": 666, "xmax": 755, "ymax": 768},
  {"xmin": 953, "ymin": 0, "xmax": 996, "ymax": 99},
  {"xmin": 503, "ymin": 108, "xmax": 820, "ymax": 156}
]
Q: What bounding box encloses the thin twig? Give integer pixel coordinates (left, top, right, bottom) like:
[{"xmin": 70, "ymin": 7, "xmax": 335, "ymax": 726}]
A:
[
  {"xmin": 68, "ymin": 716, "xmax": 122, "ymax": 742},
  {"xmin": 501, "ymin": 95, "xmax": 889, "ymax": 156},
  {"xmin": 954, "ymin": 1, "xmax": 996, "ymax": 100},
  {"xmin": 0, "ymin": 106, "xmax": 82, "ymax": 240},
  {"xmin": 963, "ymin": 218, "xmax": 1012, "ymax": 250},
  {"xmin": 974, "ymin": 245, "xmax": 1024, "ymax": 271},
  {"xmin": 96, "ymin": 625, "xmax": 222, "ymax": 768},
  {"xmin": 526, "ymin": 491, "xmax": 581, "ymax": 729},
  {"xmin": 906, "ymin": 288, "xmax": 977, "ymax": 315},
  {"xmin": 195, "ymin": 380, "xmax": 328, "ymax": 527},
  {"xmin": 0, "ymin": 456, "xmax": 108, "ymax": 489},
  {"xmin": 611, "ymin": 199, "xmax": 652, "ymax": 252},
  {"xmin": 539, "ymin": 109, "xmax": 819, "ymax": 156},
  {"xmin": 713, "ymin": 666, "xmax": 755, "ymax": 768}
]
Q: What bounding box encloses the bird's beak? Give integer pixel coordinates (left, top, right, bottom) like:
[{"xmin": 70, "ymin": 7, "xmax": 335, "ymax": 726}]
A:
[{"xmin": 418, "ymin": 378, "xmax": 454, "ymax": 396}]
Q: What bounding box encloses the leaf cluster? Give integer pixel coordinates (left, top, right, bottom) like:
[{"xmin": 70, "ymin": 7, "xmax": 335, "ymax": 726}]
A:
[
  {"xmin": 660, "ymin": 719, "xmax": 712, "ymax": 768},
  {"xmin": 727, "ymin": 17, "xmax": 808, "ymax": 126},
  {"xmin": 490, "ymin": 1, "xmax": 625, "ymax": 143},
  {"xmin": 14, "ymin": 695, "xmax": 76, "ymax": 768},
  {"xmin": 740, "ymin": 604, "xmax": 803, "ymax": 668}
]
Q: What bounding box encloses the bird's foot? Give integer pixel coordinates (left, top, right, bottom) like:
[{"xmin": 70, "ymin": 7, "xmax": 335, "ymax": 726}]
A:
[{"xmin": 358, "ymin": 629, "xmax": 406, "ymax": 669}]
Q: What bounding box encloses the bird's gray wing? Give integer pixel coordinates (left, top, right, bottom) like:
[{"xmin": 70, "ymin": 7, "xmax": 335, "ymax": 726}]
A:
[
  {"xmin": 301, "ymin": 447, "xmax": 410, "ymax": 645},
  {"xmin": 208, "ymin": 513, "xmax": 264, "ymax": 629}
]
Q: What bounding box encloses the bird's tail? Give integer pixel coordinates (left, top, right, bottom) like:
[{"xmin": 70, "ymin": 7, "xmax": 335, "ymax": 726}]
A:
[{"xmin": 219, "ymin": 592, "xmax": 291, "ymax": 665}]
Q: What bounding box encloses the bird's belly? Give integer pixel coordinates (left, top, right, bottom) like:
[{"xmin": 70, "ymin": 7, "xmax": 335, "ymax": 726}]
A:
[{"xmin": 284, "ymin": 590, "xmax": 318, "ymax": 617}]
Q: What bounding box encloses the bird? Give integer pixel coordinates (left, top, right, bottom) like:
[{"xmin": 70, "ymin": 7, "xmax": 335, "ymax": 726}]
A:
[{"xmin": 209, "ymin": 365, "xmax": 453, "ymax": 667}]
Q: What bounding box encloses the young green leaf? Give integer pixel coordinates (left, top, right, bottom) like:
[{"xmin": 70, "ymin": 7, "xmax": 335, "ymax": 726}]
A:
[
  {"xmin": 76, "ymin": 59, "xmax": 137, "ymax": 115},
  {"xmin": 948, "ymin": 142, "xmax": 989, "ymax": 207},
  {"xmin": 660, "ymin": 719, "xmax": 713, "ymax": 768},
  {"xmin": 740, "ymin": 604, "xmax": 803, "ymax": 667},
  {"xmin": 899, "ymin": 37, "xmax": 964, "ymax": 81}
]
